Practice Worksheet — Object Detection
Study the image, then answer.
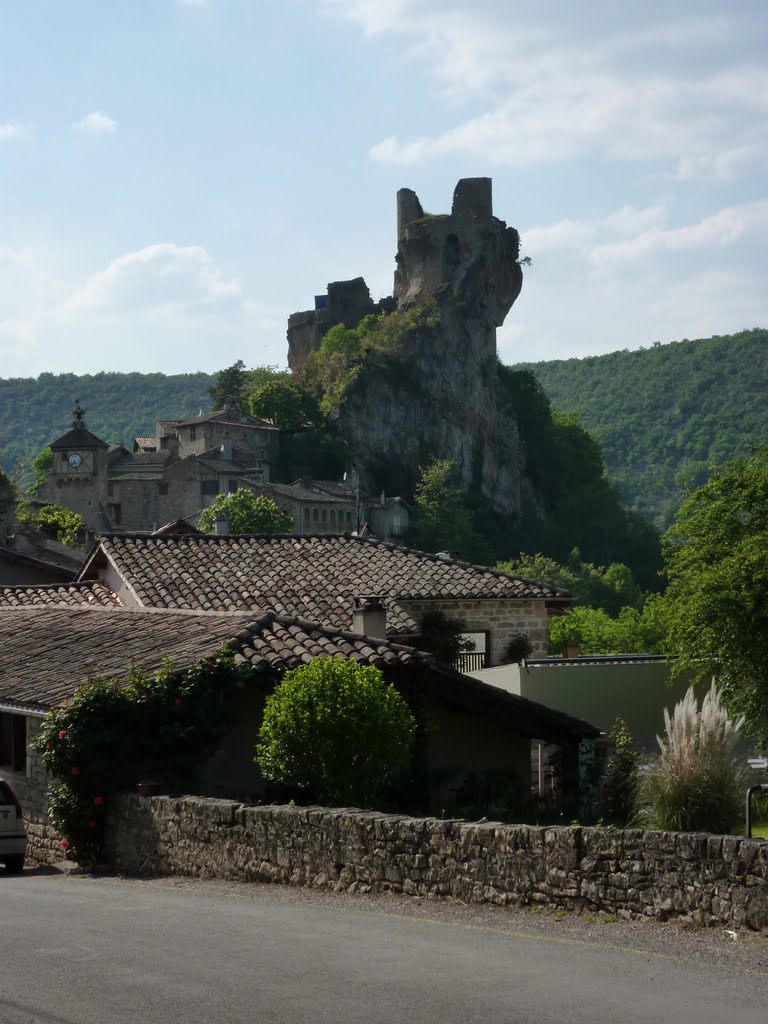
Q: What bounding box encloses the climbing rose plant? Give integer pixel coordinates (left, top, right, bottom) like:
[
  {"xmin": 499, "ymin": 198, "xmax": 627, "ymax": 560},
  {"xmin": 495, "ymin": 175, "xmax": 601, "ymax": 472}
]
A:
[{"xmin": 34, "ymin": 650, "xmax": 258, "ymax": 864}]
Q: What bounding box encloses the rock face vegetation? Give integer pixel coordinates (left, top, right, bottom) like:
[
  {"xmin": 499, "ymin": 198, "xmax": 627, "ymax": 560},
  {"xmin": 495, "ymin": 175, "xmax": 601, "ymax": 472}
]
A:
[{"xmin": 286, "ymin": 178, "xmax": 657, "ymax": 578}]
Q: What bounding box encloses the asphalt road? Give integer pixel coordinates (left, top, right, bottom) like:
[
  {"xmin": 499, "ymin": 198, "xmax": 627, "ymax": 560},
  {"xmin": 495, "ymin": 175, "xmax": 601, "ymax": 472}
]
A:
[{"xmin": 1, "ymin": 870, "xmax": 767, "ymax": 1024}]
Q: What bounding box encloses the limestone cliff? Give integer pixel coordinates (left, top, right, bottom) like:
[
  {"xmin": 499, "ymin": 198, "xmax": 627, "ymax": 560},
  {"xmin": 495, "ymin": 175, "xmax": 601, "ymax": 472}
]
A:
[{"xmin": 287, "ymin": 178, "xmax": 528, "ymax": 519}]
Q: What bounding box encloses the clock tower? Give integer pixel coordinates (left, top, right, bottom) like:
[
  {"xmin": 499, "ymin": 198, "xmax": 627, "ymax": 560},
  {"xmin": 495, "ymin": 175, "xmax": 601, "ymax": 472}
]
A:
[{"xmin": 39, "ymin": 400, "xmax": 110, "ymax": 531}]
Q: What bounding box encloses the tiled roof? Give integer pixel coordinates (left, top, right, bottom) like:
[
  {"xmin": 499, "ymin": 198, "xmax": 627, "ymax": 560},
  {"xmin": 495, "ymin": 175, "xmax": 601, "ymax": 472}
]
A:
[
  {"xmin": 157, "ymin": 420, "xmax": 181, "ymax": 436},
  {"xmin": 195, "ymin": 446, "xmax": 264, "ymax": 471},
  {"xmin": 262, "ymin": 483, "xmax": 352, "ymax": 504},
  {"xmin": 176, "ymin": 410, "xmax": 278, "ymax": 431},
  {"xmin": 79, "ymin": 533, "xmax": 570, "ymax": 632},
  {"xmin": 0, "ymin": 608, "xmax": 255, "ymax": 711},
  {"xmin": 228, "ymin": 611, "xmax": 429, "ymax": 673},
  {"xmin": 0, "ymin": 581, "xmax": 124, "ymax": 609},
  {"xmin": 0, "ymin": 607, "xmax": 598, "ymax": 737},
  {"xmin": 134, "ymin": 436, "xmax": 158, "ymax": 450},
  {"xmin": 49, "ymin": 426, "xmax": 108, "ymax": 450},
  {"xmin": 0, "ymin": 608, "xmax": 425, "ymax": 712},
  {"xmin": 308, "ymin": 480, "xmax": 366, "ymax": 499},
  {"xmin": 111, "ymin": 450, "xmax": 174, "ymax": 469}
]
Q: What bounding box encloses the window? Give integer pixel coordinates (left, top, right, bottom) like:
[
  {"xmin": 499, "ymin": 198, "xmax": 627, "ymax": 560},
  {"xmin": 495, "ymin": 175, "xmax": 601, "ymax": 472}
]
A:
[
  {"xmin": 392, "ymin": 513, "xmax": 402, "ymax": 535},
  {"xmin": 313, "ymin": 508, "xmax": 319, "ymax": 522},
  {"xmin": 455, "ymin": 631, "xmax": 489, "ymax": 672},
  {"xmin": 158, "ymin": 482, "xmax": 169, "ymax": 496},
  {"xmin": 107, "ymin": 482, "xmax": 114, "ymax": 498},
  {"xmin": 190, "ymin": 426, "xmax": 196, "ymax": 442},
  {"xmin": 201, "ymin": 479, "xmax": 218, "ymax": 495},
  {"xmin": 108, "ymin": 503, "xmax": 122, "ymax": 526},
  {"xmin": 321, "ymin": 508, "xmax": 327, "ymax": 523},
  {"xmin": 0, "ymin": 712, "xmax": 26, "ymax": 773},
  {"xmin": 228, "ymin": 479, "xmax": 238, "ymax": 494},
  {"xmin": 330, "ymin": 509, "xmax": 336, "ymax": 524},
  {"xmin": 304, "ymin": 508, "xmax": 311, "ymax": 522},
  {"xmin": 347, "ymin": 510, "xmax": 353, "ymax": 523}
]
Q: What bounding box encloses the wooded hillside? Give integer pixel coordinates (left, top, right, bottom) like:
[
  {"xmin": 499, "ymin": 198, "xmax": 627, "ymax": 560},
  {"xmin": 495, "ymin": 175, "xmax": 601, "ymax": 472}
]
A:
[
  {"xmin": 519, "ymin": 328, "xmax": 768, "ymax": 526},
  {"xmin": 0, "ymin": 371, "xmax": 216, "ymax": 482}
]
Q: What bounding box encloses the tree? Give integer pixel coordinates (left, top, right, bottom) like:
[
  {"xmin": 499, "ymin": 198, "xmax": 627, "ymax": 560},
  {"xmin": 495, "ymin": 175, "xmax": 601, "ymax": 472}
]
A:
[
  {"xmin": 496, "ymin": 550, "xmax": 644, "ymax": 615},
  {"xmin": 248, "ymin": 379, "xmax": 322, "ymax": 433},
  {"xmin": 197, "ymin": 489, "xmax": 293, "ymax": 535},
  {"xmin": 663, "ymin": 445, "xmax": 768, "ymax": 738},
  {"xmin": 416, "ymin": 609, "xmax": 475, "ymax": 665},
  {"xmin": 411, "ymin": 458, "xmax": 492, "ymax": 564},
  {"xmin": 255, "ymin": 657, "xmax": 416, "ymax": 806},
  {"xmin": 16, "ymin": 502, "xmax": 86, "ymax": 546},
  {"xmin": 547, "ymin": 596, "xmax": 670, "ymax": 656},
  {"xmin": 209, "ymin": 360, "xmax": 247, "ymax": 411},
  {"xmin": 31, "ymin": 446, "xmax": 53, "ymax": 489}
]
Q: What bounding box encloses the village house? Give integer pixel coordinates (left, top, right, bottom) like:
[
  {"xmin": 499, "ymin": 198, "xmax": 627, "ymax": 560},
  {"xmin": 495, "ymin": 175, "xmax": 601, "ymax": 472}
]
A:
[
  {"xmin": 75, "ymin": 531, "xmax": 571, "ymax": 662},
  {"xmin": 0, "ymin": 599, "xmax": 598, "ymax": 861},
  {"xmin": 37, "ymin": 402, "xmax": 281, "ymax": 533}
]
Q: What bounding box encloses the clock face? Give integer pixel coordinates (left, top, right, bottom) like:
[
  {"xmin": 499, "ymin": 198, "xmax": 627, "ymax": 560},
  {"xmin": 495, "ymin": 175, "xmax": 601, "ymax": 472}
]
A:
[{"xmin": 67, "ymin": 452, "xmax": 83, "ymax": 469}]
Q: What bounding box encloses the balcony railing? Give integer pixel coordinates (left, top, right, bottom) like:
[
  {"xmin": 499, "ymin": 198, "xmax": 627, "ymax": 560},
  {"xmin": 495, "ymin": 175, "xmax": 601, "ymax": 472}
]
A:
[{"xmin": 454, "ymin": 651, "xmax": 488, "ymax": 673}]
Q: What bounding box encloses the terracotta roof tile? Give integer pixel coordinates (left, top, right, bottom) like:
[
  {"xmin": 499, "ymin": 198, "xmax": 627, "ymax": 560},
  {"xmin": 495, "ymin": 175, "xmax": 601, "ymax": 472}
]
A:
[
  {"xmin": 0, "ymin": 606, "xmax": 598, "ymax": 738},
  {"xmin": 0, "ymin": 581, "xmax": 124, "ymax": 609},
  {"xmin": 80, "ymin": 533, "xmax": 570, "ymax": 634},
  {"xmin": 0, "ymin": 607, "xmax": 429, "ymax": 711}
]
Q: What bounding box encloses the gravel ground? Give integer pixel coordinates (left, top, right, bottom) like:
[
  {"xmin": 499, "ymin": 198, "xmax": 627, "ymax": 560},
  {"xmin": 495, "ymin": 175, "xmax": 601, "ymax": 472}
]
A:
[{"xmin": 35, "ymin": 863, "xmax": 768, "ymax": 979}]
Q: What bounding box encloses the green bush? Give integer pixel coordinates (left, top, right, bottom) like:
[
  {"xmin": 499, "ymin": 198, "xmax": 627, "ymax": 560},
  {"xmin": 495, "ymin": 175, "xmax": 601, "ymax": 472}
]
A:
[
  {"xmin": 256, "ymin": 657, "xmax": 416, "ymax": 806},
  {"xmin": 634, "ymin": 681, "xmax": 745, "ymax": 834},
  {"xmin": 197, "ymin": 489, "xmax": 293, "ymax": 534}
]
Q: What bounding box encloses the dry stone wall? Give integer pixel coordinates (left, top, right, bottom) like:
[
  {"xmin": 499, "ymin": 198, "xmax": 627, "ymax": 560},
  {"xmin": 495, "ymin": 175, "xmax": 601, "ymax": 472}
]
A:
[{"xmin": 105, "ymin": 796, "xmax": 768, "ymax": 932}]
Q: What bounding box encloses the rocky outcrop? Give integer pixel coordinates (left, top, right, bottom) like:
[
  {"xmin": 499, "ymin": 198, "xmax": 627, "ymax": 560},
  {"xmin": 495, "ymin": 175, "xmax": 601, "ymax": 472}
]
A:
[{"xmin": 286, "ymin": 178, "xmax": 527, "ymax": 518}]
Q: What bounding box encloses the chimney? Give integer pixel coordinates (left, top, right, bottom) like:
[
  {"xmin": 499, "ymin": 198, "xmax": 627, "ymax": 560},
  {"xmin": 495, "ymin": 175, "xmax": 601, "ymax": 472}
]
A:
[
  {"xmin": 214, "ymin": 516, "xmax": 229, "ymax": 536},
  {"xmin": 352, "ymin": 595, "xmax": 387, "ymax": 639}
]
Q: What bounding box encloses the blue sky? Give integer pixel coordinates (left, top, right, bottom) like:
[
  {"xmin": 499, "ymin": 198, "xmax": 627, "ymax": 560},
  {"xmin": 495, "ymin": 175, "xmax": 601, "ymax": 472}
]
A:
[{"xmin": 1, "ymin": 0, "xmax": 766, "ymax": 377}]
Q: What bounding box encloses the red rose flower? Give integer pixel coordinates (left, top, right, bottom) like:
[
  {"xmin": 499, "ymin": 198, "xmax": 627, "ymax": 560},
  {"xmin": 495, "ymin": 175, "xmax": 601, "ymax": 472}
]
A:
[
  {"xmin": 71, "ymin": 766, "xmax": 80, "ymax": 776},
  {"xmin": 46, "ymin": 742, "xmax": 52, "ymax": 750},
  {"xmin": 58, "ymin": 730, "xmax": 67, "ymax": 740},
  {"xmin": 60, "ymin": 838, "xmax": 71, "ymax": 850},
  {"xmin": 94, "ymin": 796, "xmax": 104, "ymax": 806},
  {"xmin": 175, "ymin": 698, "xmax": 183, "ymax": 706}
]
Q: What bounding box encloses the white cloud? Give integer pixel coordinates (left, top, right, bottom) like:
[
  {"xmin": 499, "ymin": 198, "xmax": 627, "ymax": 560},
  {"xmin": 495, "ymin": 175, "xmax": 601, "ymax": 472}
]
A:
[
  {"xmin": 73, "ymin": 111, "xmax": 117, "ymax": 135},
  {"xmin": 63, "ymin": 243, "xmax": 242, "ymax": 318},
  {"xmin": 0, "ymin": 240, "xmax": 285, "ymax": 375},
  {"xmin": 497, "ymin": 198, "xmax": 768, "ymax": 363},
  {"xmin": 590, "ymin": 200, "xmax": 768, "ymax": 269},
  {"xmin": 0, "ymin": 122, "xmax": 30, "ymax": 142},
  {"xmin": 329, "ymin": 0, "xmax": 768, "ymax": 177}
]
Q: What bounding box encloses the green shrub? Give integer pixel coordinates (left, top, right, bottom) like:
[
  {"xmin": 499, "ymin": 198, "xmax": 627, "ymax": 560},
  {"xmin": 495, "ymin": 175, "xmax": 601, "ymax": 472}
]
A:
[
  {"xmin": 605, "ymin": 716, "xmax": 641, "ymax": 821},
  {"xmin": 634, "ymin": 681, "xmax": 745, "ymax": 834},
  {"xmin": 197, "ymin": 489, "xmax": 293, "ymax": 534},
  {"xmin": 256, "ymin": 657, "xmax": 416, "ymax": 807}
]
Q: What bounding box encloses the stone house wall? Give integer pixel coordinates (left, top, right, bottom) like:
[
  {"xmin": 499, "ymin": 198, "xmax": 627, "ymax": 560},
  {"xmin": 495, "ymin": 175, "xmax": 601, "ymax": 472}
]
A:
[
  {"xmin": 399, "ymin": 599, "xmax": 550, "ymax": 664},
  {"xmin": 104, "ymin": 797, "xmax": 768, "ymax": 931}
]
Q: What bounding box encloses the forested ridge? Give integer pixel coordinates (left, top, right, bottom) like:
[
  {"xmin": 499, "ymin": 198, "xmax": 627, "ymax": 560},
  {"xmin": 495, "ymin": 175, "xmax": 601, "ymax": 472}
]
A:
[
  {"xmin": 518, "ymin": 328, "xmax": 768, "ymax": 526},
  {"xmin": 0, "ymin": 371, "xmax": 216, "ymax": 481}
]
